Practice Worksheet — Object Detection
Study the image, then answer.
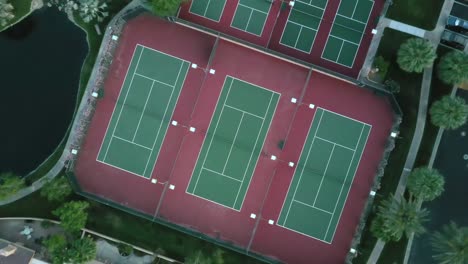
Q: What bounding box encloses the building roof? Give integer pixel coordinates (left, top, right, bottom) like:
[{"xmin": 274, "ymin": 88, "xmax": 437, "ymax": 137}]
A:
[{"xmin": 0, "ymin": 239, "xmax": 34, "ymax": 264}]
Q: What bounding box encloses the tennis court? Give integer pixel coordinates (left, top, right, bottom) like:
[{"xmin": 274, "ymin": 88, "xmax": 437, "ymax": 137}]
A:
[
  {"xmin": 187, "ymin": 76, "xmax": 280, "ymax": 211},
  {"xmin": 189, "ymin": 0, "xmax": 227, "ymax": 22},
  {"xmin": 230, "ymin": 0, "xmax": 272, "ymax": 36},
  {"xmin": 277, "ymin": 108, "xmax": 371, "ymax": 243},
  {"xmin": 97, "ymin": 44, "xmax": 190, "ymax": 178},
  {"xmin": 280, "ymin": 0, "xmax": 327, "ymax": 53},
  {"xmin": 321, "ymin": 0, "xmax": 374, "ymax": 67}
]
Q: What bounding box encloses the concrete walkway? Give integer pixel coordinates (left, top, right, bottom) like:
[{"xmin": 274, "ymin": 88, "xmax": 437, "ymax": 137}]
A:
[
  {"xmin": 387, "ymin": 20, "xmax": 426, "ymax": 37},
  {"xmin": 0, "ymin": 154, "xmax": 67, "ymax": 206},
  {"xmin": 365, "ymin": 0, "xmax": 456, "ymax": 263},
  {"xmin": 0, "ymin": 218, "xmax": 173, "ymax": 263}
]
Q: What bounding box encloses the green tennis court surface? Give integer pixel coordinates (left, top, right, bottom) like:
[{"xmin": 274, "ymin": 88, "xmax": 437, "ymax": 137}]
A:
[
  {"xmin": 189, "ymin": 0, "xmax": 227, "ymax": 22},
  {"xmin": 97, "ymin": 44, "xmax": 190, "ymax": 178},
  {"xmin": 321, "ymin": 0, "xmax": 373, "ymax": 67},
  {"xmin": 280, "ymin": 0, "xmax": 327, "ymax": 53},
  {"xmin": 277, "ymin": 108, "xmax": 370, "ymax": 242},
  {"xmin": 230, "ymin": 0, "xmax": 272, "ymax": 36},
  {"xmin": 187, "ymin": 76, "xmax": 280, "ymax": 210}
]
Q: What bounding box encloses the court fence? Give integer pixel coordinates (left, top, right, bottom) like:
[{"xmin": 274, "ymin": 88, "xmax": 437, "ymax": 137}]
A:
[{"xmin": 65, "ymin": 2, "xmax": 402, "ymax": 263}]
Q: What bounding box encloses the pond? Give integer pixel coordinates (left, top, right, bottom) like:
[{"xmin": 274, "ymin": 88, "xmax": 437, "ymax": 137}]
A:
[{"xmin": 0, "ymin": 7, "xmax": 88, "ymax": 175}]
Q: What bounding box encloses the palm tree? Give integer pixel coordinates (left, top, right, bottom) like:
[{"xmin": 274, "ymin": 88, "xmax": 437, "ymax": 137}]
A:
[
  {"xmin": 430, "ymin": 95, "xmax": 468, "ymax": 130},
  {"xmin": 0, "ymin": 0, "xmax": 15, "ymax": 27},
  {"xmin": 438, "ymin": 51, "xmax": 468, "ymax": 85},
  {"xmin": 47, "ymin": 0, "xmax": 79, "ymax": 14},
  {"xmin": 371, "ymin": 195, "xmax": 429, "ymax": 242},
  {"xmin": 397, "ymin": 38, "xmax": 437, "ymax": 73},
  {"xmin": 431, "ymin": 222, "xmax": 468, "ymax": 264},
  {"xmin": 78, "ymin": 0, "xmax": 109, "ymax": 23},
  {"xmin": 407, "ymin": 167, "xmax": 445, "ymax": 202}
]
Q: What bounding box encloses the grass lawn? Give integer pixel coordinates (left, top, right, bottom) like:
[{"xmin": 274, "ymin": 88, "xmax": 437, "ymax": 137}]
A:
[
  {"xmin": 353, "ymin": 28, "xmax": 423, "ymax": 264},
  {"xmin": 386, "ymin": 0, "xmax": 444, "ymax": 30},
  {"xmin": 0, "ymin": 0, "xmax": 33, "ymax": 32}
]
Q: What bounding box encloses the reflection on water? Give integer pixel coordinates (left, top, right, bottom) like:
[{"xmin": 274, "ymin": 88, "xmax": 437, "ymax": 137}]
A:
[{"xmin": 0, "ymin": 7, "xmax": 88, "ymax": 175}]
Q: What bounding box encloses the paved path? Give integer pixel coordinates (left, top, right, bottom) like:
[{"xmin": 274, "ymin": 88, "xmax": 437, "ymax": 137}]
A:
[
  {"xmin": 366, "ymin": 0, "xmax": 455, "ymax": 262},
  {"xmin": 387, "ymin": 20, "xmax": 426, "ymax": 37},
  {"xmin": 0, "ymin": 218, "xmax": 173, "ymax": 263},
  {"xmin": 0, "ymin": 154, "xmax": 67, "ymax": 206}
]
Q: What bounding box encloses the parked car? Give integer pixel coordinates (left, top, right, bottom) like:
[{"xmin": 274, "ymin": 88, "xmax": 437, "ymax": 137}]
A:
[{"xmin": 447, "ymin": 15, "xmax": 468, "ymax": 30}]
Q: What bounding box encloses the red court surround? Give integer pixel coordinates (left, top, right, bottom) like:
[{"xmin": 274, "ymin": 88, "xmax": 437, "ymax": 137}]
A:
[
  {"xmin": 178, "ymin": 0, "xmax": 385, "ymax": 78},
  {"xmin": 74, "ymin": 15, "xmax": 394, "ymax": 264}
]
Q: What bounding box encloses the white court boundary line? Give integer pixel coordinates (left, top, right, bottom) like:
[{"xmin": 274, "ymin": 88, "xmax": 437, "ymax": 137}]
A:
[
  {"xmin": 186, "ymin": 76, "xmax": 280, "ymax": 211},
  {"xmin": 96, "ymin": 45, "xmax": 140, "ymax": 163},
  {"xmin": 190, "ymin": 79, "xmax": 234, "ymax": 194},
  {"xmin": 327, "ymin": 124, "xmax": 371, "ymax": 242},
  {"xmin": 276, "ymin": 107, "xmax": 371, "ymax": 243},
  {"xmin": 321, "ymin": 0, "xmax": 374, "ymax": 68},
  {"xmin": 189, "ymin": 0, "xmax": 227, "ymax": 23},
  {"xmin": 132, "ymin": 80, "xmax": 156, "ymax": 142},
  {"xmin": 202, "ymin": 167, "xmax": 243, "ymax": 182},
  {"xmin": 229, "ymin": 75, "xmax": 281, "ymax": 95},
  {"xmin": 100, "ymin": 46, "xmax": 144, "ymax": 162},
  {"xmin": 229, "ymin": 0, "xmax": 273, "ymax": 37},
  {"xmin": 143, "ymin": 64, "xmax": 187, "ymax": 177},
  {"xmin": 222, "ymin": 113, "xmax": 245, "ymax": 174},
  {"xmin": 311, "ymin": 144, "xmax": 336, "ymax": 206},
  {"xmin": 113, "ymin": 136, "xmax": 152, "ymax": 151},
  {"xmin": 279, "ymin": 0, "xmax": 329, "ymax": 54},
  {"xmin": 293, "ymin": 199, "xmax": 333, "ymax": 214},
  {"xmin": 323, "ymin": 125, "xmax": 364, "ymax": 239},
  {"xmin": 235, "ymin": 92, "xmax": 277, "ymax": 210},
  {"xmin": 281, "ymin": 109, "xmax": 324, "ymax": 224},
  {"xmin": 96, "ymin": 44, "xmax": 190, "ymax": 179},
  {"xmin": 224, "ymin": 104, "xmax": 265, "ymax": 120}
]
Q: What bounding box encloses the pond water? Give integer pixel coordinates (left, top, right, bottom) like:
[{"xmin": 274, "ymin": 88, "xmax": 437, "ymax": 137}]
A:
[
  {"xmin": 409, "ymin": 88, "xmax": 468, "ymax": 263},
  {"xmin": 0, "ymin": 7, "xmax": 88, "ymax": 175}
]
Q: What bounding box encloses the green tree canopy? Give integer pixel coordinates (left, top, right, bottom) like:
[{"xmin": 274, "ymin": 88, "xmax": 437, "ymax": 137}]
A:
[
  {"xmin": 150, "ymin": 0, "xmax": 185, "ymax": 17},
  {"xmin": 40, "ymin": 176, "xmax": 72, "ymax": 202},
  {"xmin": 397, "ymin": 38, "xmax": 436, "ymax": 73},
  {"xmin": 185, "ymin": 250, "xmax": 212, "ymax": 264},
  {"xmin": 431, "ymin": 222, "xmax": 468, "ymax": 264},
  {"xmin": 430, "ymin": 95, "xmax": 468, "ymax": 130},
  {"xmin": 66, "ymin": 236, "xmax": 97, "ymax": 264},
  {"xmin": 47, "ymin": 0, "xmax": 109, "ymax": 23},
  {"xmin": 185, "ymin": 249, "xmax": 225, "ymax": 264},
  {"xmin": 371, "ymin": 195, "xmax": 429, "ymax": 242},
  {"xmin": 79, "ymin": 0, "xmax": 109, "ymax": 23},
  {"xmin": 438, "ymin": 51, "xmax": 468, "ymax": 85},
  {"xmin": 44, "ymin": 235, "xmax": 96, "ymax": 264},
  {"xmin": 44, "ymin": 234, "xmax": 67, "ymax": 262},
  {"xmin": 0, "ymin": 172, "xmax": 25, "ymax": 199},
  {"xmin": 53, "ymin": 201, "xmax": 90, "ymax": 233},
  {"xmin": 407, "ymin": 167, "xmax": 445, "ymax": 202}
]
